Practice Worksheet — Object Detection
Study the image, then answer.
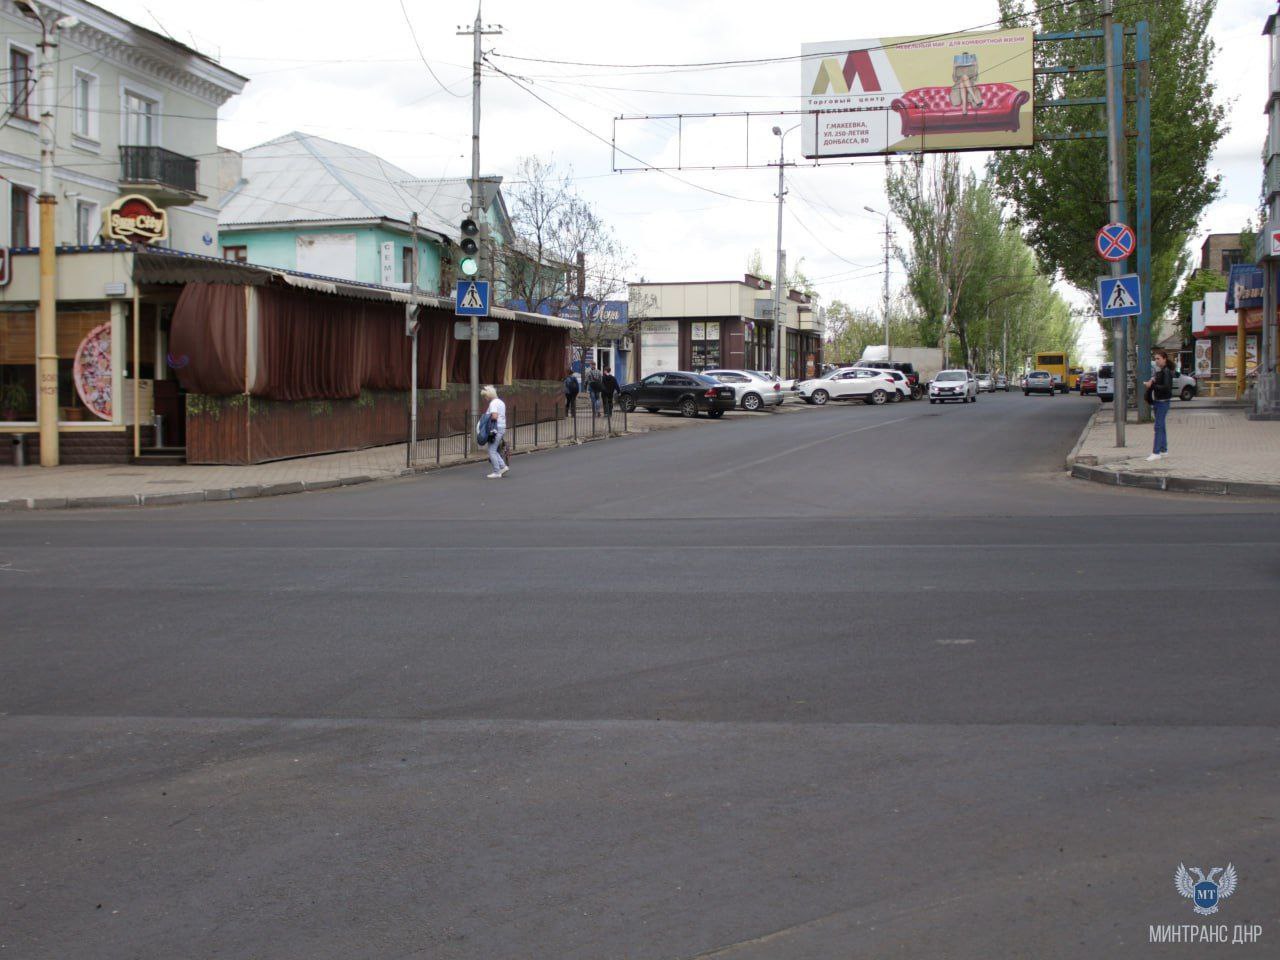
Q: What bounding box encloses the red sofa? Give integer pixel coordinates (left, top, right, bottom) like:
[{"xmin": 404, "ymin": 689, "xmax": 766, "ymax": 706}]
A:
[{"xmin": 890, "ymin": 83, "xmax": 1030, "ymax": 137}]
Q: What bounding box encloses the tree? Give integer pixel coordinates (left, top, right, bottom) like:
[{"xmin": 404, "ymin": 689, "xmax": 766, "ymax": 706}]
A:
[
  {"xmin": 989, "ymin": 0, "xmax": 1227, "ymax": 326},
  {"xmin": 823, "ymin": 299, "xmax": 925, "ymax": 365},
  {"xmin": 746, "ymin": 249, "xmax": 818, "ymax": 299}
]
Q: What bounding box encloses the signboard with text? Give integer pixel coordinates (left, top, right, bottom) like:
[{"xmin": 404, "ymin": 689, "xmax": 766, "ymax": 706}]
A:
[
  {"xmin": 103, "ymin": 194, "xmax": 167, "ymax": 244},
  {"xmin": 801, "ymin": 28, "xmax": 1033, "ymax": 158}
]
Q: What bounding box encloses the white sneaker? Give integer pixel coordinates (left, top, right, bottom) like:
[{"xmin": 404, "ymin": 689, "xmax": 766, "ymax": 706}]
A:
[
  {"xmin": 499, "ymin": 465, "xmax": 509, "ymax": 476},
  {"xmin": 1144, "ymin": 453, "xmax": 1161, "ymax": 462},
  {"xmin": 486, "ymin": 472, "xmax": 502, "ymax": 479}
]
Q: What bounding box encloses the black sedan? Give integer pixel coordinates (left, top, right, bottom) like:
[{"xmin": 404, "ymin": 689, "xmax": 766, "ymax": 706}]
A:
[{"xmin": 620, "ymin": 371, "xmax": 737, "ymax": 418}]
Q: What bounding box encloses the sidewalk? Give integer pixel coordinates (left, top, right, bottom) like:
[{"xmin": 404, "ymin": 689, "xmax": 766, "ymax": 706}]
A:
[
  {"xmin": 0, "ymin": 399, "xmax": 824, "ymax": 510},
  {"xmin": 1067, "ymin": 401, "xmax": 1280, "ymax": 497}
]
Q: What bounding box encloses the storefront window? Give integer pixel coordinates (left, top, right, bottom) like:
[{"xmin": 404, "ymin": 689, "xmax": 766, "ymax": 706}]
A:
[
  {"xmin": 56, "ymin": 307, "xmax": 113, "ymax": 422},
  {"xmin": 690, "ymin": 321, "xmax": 721, "ymax": 371},
  {"xmin": 0, "ymin": 312, "xmax": 37, "ymax": 422},
  {"xmin": 787, "ymin": 331, "xmax": 799, "ymax": 380}
]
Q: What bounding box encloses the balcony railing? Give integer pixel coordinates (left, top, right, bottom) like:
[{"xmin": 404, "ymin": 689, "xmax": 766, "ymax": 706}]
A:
[{"xmin": 119, "ymin": 145, "xmax": 199, "ymax": 194}]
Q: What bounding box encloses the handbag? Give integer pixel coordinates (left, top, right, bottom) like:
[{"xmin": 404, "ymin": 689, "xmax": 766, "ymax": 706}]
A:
[{"xmin": 1144, "ymin": 383, "xmax": 1155, "ymax": 405}]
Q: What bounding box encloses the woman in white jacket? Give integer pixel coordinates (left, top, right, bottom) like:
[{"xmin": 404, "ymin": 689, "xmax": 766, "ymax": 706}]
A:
[{"xmin": 481, "ymin": 385, "xmax": 508, "ymax": 478}]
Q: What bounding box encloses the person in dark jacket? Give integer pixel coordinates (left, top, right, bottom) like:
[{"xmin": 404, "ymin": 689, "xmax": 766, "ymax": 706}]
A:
[
  {"xmin": 600, "ymin": 365, "xmax": 620, "ymax": 418},
  {"xmin": 585, "ymin": 362, "xmax": 602, "ymax": 415},
  {"xmin": 1144, "ymin": 348, "xmax": 1175, "ymax": 461},
  {"xmin": 563, "ymin": 368, "xmax": 580, "ymax": 418}
]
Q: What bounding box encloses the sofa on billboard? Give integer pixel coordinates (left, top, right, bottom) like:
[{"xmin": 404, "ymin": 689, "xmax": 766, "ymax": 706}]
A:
[{"xmin": 890, "ymin": 82, "xmax": 1030, "ymax": 137}]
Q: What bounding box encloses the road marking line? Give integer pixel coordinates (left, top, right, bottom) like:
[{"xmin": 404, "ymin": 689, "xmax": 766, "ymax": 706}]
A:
[{"xmin": 701, "ymin": 416, "xmax": 911, "ymax": 480}]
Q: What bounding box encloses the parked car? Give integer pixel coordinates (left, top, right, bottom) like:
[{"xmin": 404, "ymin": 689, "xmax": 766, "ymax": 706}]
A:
[
  {"xmin": 796, "ymin": 367, "xmax": 898, "ymax": 405},
  {"xmin": 929, "ymin": 369, "xmax": 979, "ymax": 403},
  {"xmin": 1023, "ymin": 370, "xmax": 1056, "ymax": 396},
  {"xmin": 1079, "ymin": 372, "xmax": 1098, "ymax": 396},
  {"xmin": 620, "ymin": 371, "xmax": 737, "ymax": 418},
  {"xmin": 702, "ymin": 369, "xmax": 784, "ymax": 411},
  {"xmin": 853, "ymin": 360, "xmax": 924, "ymax": 400},
  {"xmin": 1097, "ymin": 363, "xmax": 1115, "ymax": 402},
  {"xmin": 976, "ymin": 372, "xmax": 994, "ymax": 392},
  {"xmin": 748, "ymin": 370, "xmax": 798, "ymax": 393},
  {"xmin": 994, "ymin": 374, "xmax": 1010, "ymax": 392},
  {"xmin": 1096, "ymin": 363, "xmax": 1196, "ymax": 403}
]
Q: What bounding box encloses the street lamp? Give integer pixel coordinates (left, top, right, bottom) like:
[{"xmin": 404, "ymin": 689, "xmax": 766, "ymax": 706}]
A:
[
  {"xmin": 770, "ymin": 124, "xmax": 799, "ymax": 379},
  {"xmin": 864, "ymin": 205, "xmax": 892, "ymax": 361},
  {"xmin": 16, "ymin": 1, "xmax": 79, "ymax": 466}
]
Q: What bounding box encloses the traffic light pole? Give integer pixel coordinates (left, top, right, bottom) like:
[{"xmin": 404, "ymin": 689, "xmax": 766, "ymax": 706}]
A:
[{"xmin": 459, "ymin": 8, "xmax": 501, "ymax": 436}]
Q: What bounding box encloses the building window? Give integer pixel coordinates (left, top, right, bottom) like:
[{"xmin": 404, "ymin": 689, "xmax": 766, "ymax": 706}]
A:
[
  {"xmin": 401, "ymin": 246, "xmax": 416, "ymax": 285},
  {"xmin": 8, "ymin": 47, "xmax": 32, "ymax": 120},
  {"xmin": 0, "ymin": 311, "xmax": 37, "ymax": 423},
  {"xmin": 123, "ymin": 90, "xmax": 158, "ymax": 146},
  {"xmin": 690, "ymin": 321, "xmax": 721, "ymax": 372},
  {"xmin": 1221, "ymin": 249, "xmax": 1243, "ymax": 274},
  {"xmin": 73, "ymin": 70, "xmax": 98, "ymax": 140},
  {"xmin": 75, "ymin": 200, "xmax": 99, "ymax": 245},
  {"xmin": 787, "ymin": 330, "xmax": 799, "ymax": 380},
  {"xmin": 10, "ymin": 184, "xmax": 33, "ymax": 247},
  {"xmin": 222, "ymin": 246, "xmax": 247, "ymax": 263}
]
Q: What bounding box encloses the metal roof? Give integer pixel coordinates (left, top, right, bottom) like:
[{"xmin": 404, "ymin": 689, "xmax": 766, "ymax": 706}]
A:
[{"xmin": 218, "ymin": 132, "xmax": 502, "ymax": 242}]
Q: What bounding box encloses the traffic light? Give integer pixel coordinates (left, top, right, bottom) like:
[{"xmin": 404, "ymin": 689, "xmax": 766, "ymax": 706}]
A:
[{"xmin": 458, "ymin": 217, "xmax": 480, "ymax": 279}]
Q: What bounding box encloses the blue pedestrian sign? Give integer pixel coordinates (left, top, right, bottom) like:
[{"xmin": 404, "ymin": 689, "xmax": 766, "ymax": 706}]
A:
[
  {"xmin": 1098, "ymin": 273, "xmax": 1142, "ymax": 319},
  {"xmin": 455, "ymin": 280, "xmax": 490, "ymax": 317}
]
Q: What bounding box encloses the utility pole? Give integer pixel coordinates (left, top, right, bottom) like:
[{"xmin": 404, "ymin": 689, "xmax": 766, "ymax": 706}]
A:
[
  {"xmin": 1103, "ymin": 0, "xmax": 1127, "ymax": 447},
  {"xmin": 406, "ymin": 212, "xmax": 420, "ymax": 468},
  {"xmin": 16, "ymin": 2, "xmax": 77, "ymax": 466},
  {"xmin": 771, "ymin": 125, "xmax": 797, "ymax": 377},
  {"xmin": 864, "ymin": 205, "xmax": 892, "ymax": 360},
  {"xmin": 458, "ymin": 6, "xmax": 501, "ymax": 431}
]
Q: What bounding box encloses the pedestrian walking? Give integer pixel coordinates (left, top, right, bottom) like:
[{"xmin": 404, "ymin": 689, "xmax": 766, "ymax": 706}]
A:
[
  {"xmin": 585, "ymin": 361, "xmax": 602, "ymax": 415},
  {"xmin": 600, "ymin": 365, "xmax": 620, "ymax": 418},
  {"xmin": 480, "ymin": 384, "xmax": 509, "ymax": 478},
  {"xmin": 563, "ymin": 367, "xmax": 580, "ymax": 419},
  {"xmin": 1144, "ymin": 348, "xmax": 1175, "ymax": 462}
]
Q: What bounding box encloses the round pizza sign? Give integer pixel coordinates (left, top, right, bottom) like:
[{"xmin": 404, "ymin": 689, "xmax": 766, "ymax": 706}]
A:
[{"xmin": 104, "ymin": 194, "xmax": 168, "ymax": 245}]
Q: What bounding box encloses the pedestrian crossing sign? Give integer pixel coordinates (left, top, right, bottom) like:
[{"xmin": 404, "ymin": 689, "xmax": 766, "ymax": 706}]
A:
[
  {"xmin": 1097, "ymin": 273, "xmax": 1141, "ymax": 319},
  {"xmin": 455, "ymin": 280, "xmax": 490, "ymax": 317}
]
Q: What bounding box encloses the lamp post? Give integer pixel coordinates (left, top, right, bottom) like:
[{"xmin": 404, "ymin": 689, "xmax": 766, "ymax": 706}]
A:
[
  {"xmin": 864, "ymin": 205, "xmax": 892, "ymax": 361},
  {"xmin": 770, "ymin": 124, "xmax": 798, "ymax": 379},
  {"xmin": 16, "ymin": 1, "xmax": 79, "ymax": 467}
]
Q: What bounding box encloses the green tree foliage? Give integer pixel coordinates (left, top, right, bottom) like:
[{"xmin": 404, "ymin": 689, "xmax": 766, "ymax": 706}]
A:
[
  {"xmin": 823, "ymin": 301, "xmax": 926, "ymax": 366},
  {"xmin": 1171, "ymin": 266, "xmax": 1228, "ymax": 343},
  {"xmin": 989, "ymin": 0, "xmax": 1227, "ymax": 325},
  {"xmin": 886, "ymin": 156, "xmax": 1080, "ymax": 370}
]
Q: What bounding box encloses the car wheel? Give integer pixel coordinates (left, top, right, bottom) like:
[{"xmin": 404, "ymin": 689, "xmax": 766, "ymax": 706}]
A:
[
  {"xmin": 870, "ymin": 389, "xmax": 887, "ymax": 405},
  {"xmin": 1023, "ymin": 390, "xmax": 1029, "ymax": 396},
  {"xmin": 679, "ymin": 398, "xmax": 698, "ymax": 418},
  {"xmin": 929, "ymin": 398, "xmax": 937, "ymax": 404},
  {"xmin": 742, "ymin": 392, "xmax": 762, "ymax": 411},
  {"xmin": 1180, "ymin": 386, "xmax": 1194, "ymax": 401},
  {"xmin": 890, "ymin": 391, "xmax": 902, "ymax": 402},
  {"xmin": 708, "ymin": 408, "xmax": 724, "ymax": 419},
  {"xmin": 811, "ymin": 389, "xmax": 829, "ymax": 405},
  {"xmin": 621, "ymin": 395, "xmax": 636, "ymax": 413},
  {"xmin": 645, "ymin": 407, "xmax": 660, "ymax": 414}
]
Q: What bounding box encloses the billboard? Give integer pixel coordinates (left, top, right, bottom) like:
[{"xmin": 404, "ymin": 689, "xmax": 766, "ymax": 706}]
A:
[{"xmin": 801, "ymin": 28, "xmax": 1034, "ymax": 158}]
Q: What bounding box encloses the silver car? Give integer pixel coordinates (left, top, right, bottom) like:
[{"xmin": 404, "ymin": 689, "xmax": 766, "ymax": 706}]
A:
[
  {"xmin": 929, "ymin": 369, "xmax": 979, "ymax": 403},
  {"xmin": 976, "ymin": 373, "xmax": 994, "ymax": 392},
  {"xmin": 702, "ymin": 369, "xmax": 785, "ymax": 411}
]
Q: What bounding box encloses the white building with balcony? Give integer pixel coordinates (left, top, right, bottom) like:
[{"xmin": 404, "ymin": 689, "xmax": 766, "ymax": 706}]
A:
[{"xmin": 1, "ymin": 0, "xmax": 247, "ymax": 253}]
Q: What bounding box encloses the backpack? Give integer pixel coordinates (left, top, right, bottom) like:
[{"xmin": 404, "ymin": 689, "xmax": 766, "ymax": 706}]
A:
[
  {"xmin": 475, "ymin": 415, "xmax": 495, "ymax": 447},
  {"xmin": 564, "ymin": 374, "xmax": 580, "ymax": 395}
]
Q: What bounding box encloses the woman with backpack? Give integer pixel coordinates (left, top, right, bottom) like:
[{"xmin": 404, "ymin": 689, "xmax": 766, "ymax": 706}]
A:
[
  {"xmin": 479, "ymin": 385, "xmax": 508, "ymax": 479},
  {"xmin": 563, "ymin": 368, "xmax": 580, "ymax": 419}
]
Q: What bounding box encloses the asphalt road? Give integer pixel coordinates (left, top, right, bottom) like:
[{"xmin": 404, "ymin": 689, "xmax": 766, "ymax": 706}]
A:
[{"xmin": 3, "ymin": 391, "xmax": 1278, "ymax": 959}]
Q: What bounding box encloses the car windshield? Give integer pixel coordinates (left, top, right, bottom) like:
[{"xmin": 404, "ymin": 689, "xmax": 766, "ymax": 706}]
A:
[{"xmin": 936, "ymin": 371, "xmax": 965, "ymax": 381}]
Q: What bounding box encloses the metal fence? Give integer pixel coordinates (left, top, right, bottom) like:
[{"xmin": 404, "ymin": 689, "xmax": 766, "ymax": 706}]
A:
[{"xmin": 407, "ymin": 400, "xmax": 629, "ymax": 467}]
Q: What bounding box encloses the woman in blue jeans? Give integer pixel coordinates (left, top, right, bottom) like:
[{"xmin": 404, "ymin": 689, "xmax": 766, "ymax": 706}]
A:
[{"xmin": 1144, "ymin": 348, "xmax": 1175, "ymax": 462}]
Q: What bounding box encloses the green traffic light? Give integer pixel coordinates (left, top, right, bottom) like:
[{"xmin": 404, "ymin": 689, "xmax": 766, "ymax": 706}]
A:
[{"xmin": 460, "ymin": 257, "xmax": 479, "ymax": 277}]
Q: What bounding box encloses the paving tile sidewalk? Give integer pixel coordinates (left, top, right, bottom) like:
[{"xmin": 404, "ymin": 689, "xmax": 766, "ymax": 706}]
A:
[
  {"xmin": 0, "ymin": 400, "xmax": 825, "ymax": 510},
  {"xmin": 1067, "ymin": 401, "xmax": 1280, "ymax": 497}
]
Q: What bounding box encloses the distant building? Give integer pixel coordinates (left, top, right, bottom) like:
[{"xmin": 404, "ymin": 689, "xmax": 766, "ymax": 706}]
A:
[
  {"xmin": 628, "ymin": 274, "xmax": 824, "ymax": 379},
  {"xmin": 1199, "ymin": 232, "xmax": 1245, "ymax": 277}
]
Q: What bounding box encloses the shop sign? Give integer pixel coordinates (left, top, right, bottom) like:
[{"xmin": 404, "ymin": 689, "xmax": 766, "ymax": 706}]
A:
[
  {"xmin": 1193, "ymin": 340, "xmax": 1212, "ymax": 378},
  {"xmin": 73, "ymin": 323, "xmax": 113, "ymax": 420},
  {"xmin": 103, "ymin": 194, "xmax": 168, "ymax": 244}
]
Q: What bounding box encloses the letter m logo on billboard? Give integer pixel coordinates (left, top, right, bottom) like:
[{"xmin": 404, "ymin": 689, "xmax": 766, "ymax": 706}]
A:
[{"xmin": 811, "ymin": 50, "xmax": 882, "ymax": 94}]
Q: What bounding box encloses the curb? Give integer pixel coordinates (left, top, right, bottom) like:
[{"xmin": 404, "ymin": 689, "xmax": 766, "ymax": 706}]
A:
[
  {"xmin": 1064, "ymin": 408, "xmax": 1099, "ymax": 468},
  {"xmin": 0, "ymin": 429, "xmax": 639, "ymax": 512},
  {"xmin": 1069, "ymin": 462, "xmax": 1280, "ymax": 499}
]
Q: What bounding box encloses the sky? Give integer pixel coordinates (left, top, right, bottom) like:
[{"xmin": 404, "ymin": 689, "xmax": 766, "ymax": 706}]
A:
[{"xmin": 96, "ymin": 0, "xmax": 1274, "ymax": 365}]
